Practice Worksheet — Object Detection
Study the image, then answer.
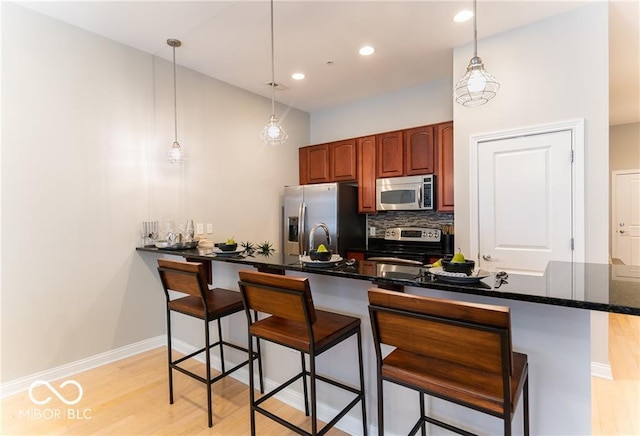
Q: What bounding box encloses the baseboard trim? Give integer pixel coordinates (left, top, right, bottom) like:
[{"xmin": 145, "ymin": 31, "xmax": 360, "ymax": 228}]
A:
[
  {"xmin": 591, "ymin": 361, "xmax": 614, "ymax": 380},
  {"xmin": 0, "ymin": 336, "xmax": 165, "ymax": 399}
]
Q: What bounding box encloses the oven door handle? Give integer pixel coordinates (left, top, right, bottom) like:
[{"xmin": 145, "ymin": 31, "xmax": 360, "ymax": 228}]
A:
[{"xmin": 367, "ymin": 257, "xmax": 425, "ymax": 266}]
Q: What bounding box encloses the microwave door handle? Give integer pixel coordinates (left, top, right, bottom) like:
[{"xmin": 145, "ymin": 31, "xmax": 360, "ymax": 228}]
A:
[
  {"xmin": 298, "ymin": 202, "xmax": 306, "ymax": 255},
  {"xmin": 418, "ymin": 186, "xmax": 423, "ymax": 208}
]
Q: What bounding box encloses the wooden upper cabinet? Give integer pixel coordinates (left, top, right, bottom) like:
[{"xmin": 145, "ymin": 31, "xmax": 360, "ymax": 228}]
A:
[
  {"xmin": 376, "ymin": 130, "xmax": 404, "ymax": 178},
  {"xmin": 298, "ymin": 147, "xmax": 309, "ymax": 185},
  {"xmin": 436, "ymin": 121, "xmax": 454, "ymax": 212},
  {"xmin": 330, "ymin": 139, "xmax": 357, "ymax": 182},
  {"xmin": 404, "ymin": 125, "xmax": 435, "ymax": 175},
  {"xmin": 307, "ymin": 144, "xmax": 331, "ymax": 184},
  {"xmin": 357, "ymin": 135, "xmax": 377, "ymax": 213}
]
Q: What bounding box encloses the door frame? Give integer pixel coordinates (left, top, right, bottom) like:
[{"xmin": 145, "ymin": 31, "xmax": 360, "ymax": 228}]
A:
[
  {"xmin": 611, "ymin": 168, "xmax": 640, "ymax": 264},
  {"xmin": 469, "ymin": 119, "xmax": 586, "ymax": 267}
]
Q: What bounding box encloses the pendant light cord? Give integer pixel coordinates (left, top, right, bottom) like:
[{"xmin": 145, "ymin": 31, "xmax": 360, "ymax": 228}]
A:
[
  {"xmin": 172, "ymin": 44, "xmax": 178, "ymax": 143},
  {"xmin": 472, "ymin": 0, "xmax": 478, "ymax": 58},
  {"xmin": 270, "ymin": 0, "xmax": 276, "ymax": 115}
]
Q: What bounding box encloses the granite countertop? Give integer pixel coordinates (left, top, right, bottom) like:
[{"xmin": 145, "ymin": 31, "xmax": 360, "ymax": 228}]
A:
[{"xmin": 136, "ymin": 246, "xmax": 640, "ymax": 316}]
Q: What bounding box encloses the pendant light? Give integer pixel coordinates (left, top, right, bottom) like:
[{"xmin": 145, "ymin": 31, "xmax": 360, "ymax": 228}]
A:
[
  {"xmin": 453, "ymin": 0, "xmax": 500, "ymax": 107},
  {"xmin": 260, "ymin": 0, "xmax": 288, "ymax": 146},
  {"xmin": 166, "ymin": 38, "xmax": 186, "ymax": 163}
]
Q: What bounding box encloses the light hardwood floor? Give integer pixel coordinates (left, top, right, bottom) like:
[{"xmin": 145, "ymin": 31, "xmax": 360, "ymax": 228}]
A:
[
  {"xmin": 1, "ymin": 348, "xmax": 347, "ymax": 435},
  {"xmin": 592, "ymin": 312, "xmax": 640, "ymax": 436},
  {"xmin": 2, "ymin": 313, "xmax": 638, "ymax": 435}
]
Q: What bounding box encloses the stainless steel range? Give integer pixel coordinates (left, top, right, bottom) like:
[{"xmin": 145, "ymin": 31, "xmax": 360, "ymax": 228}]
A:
[{"xmin": 366, "ymin": 226, "xmax": 443, "ymax": 266}]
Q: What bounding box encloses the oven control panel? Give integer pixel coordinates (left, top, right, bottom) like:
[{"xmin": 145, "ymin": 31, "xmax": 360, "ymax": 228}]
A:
[{"xmin": 384, "ymin": 227, "xmax": 441, "ymax": 242}]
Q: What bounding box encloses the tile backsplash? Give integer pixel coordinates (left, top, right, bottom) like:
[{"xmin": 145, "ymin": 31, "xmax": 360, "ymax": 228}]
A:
[{"xmin": 367, "ymin": 211, "xmax": 454, "ymax": 237}]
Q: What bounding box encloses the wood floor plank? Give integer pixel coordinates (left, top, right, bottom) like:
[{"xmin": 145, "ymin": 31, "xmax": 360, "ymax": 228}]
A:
[{"xmin": 592, "ymin": 313, "xmax": 640, "ymax": 435}]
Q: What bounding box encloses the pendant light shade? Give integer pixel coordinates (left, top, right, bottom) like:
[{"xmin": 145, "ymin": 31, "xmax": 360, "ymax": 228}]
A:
[
  {"xmin": 261, "ymin": 0, "xmax": 288, "ymax": 146},
  {"xmin": 166, "ymin": 38, "xmax": 186, "ymax": 163},
  {"xmin": 453, "ymin": 0, "xmax": 499, "ymax": 106}
]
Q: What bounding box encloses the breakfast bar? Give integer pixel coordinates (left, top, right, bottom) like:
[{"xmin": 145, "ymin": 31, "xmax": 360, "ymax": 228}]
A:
[{"xmin": 137, "ymin": 246, "xmax": 640, "ymax": 435}]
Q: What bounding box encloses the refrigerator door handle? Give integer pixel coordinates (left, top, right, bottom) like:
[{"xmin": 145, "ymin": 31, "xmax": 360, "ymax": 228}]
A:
[{"xmin": 298, "ymin": 202, "xmax": 306, "ymax": 255}]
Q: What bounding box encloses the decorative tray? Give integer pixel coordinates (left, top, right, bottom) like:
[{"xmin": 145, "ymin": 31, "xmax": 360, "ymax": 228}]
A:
[
  {"xmin": 428, "ymin": 267, "xmax": 490, "ymax": 284},
  {"xmin": 300, "ymin": 254, "xmax": 343, "ymax": 268}
]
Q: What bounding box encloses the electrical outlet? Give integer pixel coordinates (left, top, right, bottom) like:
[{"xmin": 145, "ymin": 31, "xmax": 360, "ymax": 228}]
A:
[
  {"xmin": 206, "ymin": 223, "xmax": 213, "ymax": 234},
  {"xmin": 196, "ymin": 223, "xmax": 204, "ymax": 235},
  {"xmin": 369, "ymin": 226, "xmax": 376, "ymax": 236}
]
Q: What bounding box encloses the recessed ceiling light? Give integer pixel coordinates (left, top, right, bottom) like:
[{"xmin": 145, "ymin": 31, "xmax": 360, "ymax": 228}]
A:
[
  {"xmin": 358, "ymin": 46, "xmax": 375, "ymax": 56},
  {"xmin": 291, "ymin": 72, "xmax": 306, "ymax": 80},
  {"xmin": 453, "ymin": 9, "xmax": 473, "ymax": 23}
]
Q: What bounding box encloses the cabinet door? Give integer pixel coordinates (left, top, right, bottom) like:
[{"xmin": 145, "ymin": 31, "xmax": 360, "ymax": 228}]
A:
[
  {"xmin": 436, "ymin": 122, "xmax": 454, "ymax": 212},
  {"xmin": 331, "ymin": 139, "xmax": 357, "ymax": 181},
  {"xmin": 404, "ymin": 125, "xmax": 435, "ymax": 175},
  {"xmin": 299, "ymin": 147, "xmax": 309, "ymax": 185},
  {"xmin": 307, "ymin": 144, "xmax": 331, "ymax": 184},
  {"xmin": 357, "ymin": 135, "xmax": 377, "ymax": 213},
  {"xmin": 376, "ymin": 130, "xmax": 404, "ymax": 178}
]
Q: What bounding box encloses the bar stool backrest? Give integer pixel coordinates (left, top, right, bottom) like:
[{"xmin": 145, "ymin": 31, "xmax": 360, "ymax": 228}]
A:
[
  {"xmin": 369, "ymin": 288, "xmax": 514, "ymax": 387},
  {"xmin": 238, "ymin": 270, "xmax": 317, "ymax": 325},
  {"xmin": 158, "ymin": 259, "xmax": 209, "ymax": 301}
]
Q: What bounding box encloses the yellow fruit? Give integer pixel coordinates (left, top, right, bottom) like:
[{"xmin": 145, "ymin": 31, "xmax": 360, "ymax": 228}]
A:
[
  {"xmin": 451, "ymin": 249, "xmax": 465, "ymax": 263},
  {"xmin": 226, "ymin": 238, "xmax": 235, "ymax": 245},
  {"xmin": 432, "ymin": 258, "xmax": 442, "ymax": 267},
  {"xmin": 317, "ymin": 244, "xmax": 328, "ymax": 252}
]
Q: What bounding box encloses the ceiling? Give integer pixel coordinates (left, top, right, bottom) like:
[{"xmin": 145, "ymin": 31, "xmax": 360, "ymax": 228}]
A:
[{"xmin": 16, "ymin": 1, "xmax": 639, "ymax": 124}]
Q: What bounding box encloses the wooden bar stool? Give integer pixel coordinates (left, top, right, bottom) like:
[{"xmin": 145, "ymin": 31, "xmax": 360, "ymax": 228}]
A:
[
  {"xmin": 368, "ymin": 288, "xmax": 529, "ymax": 436},
  {"xmin": 238, "ymin": 269, "xmax": 368, "ymax": 436},
  {"xmin": 157, "ymin": 259, "xmax": 264, "ymax": 428}
]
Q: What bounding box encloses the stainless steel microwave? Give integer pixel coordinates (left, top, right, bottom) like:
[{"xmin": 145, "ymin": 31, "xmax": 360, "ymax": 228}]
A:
[{"xmin": 376, "ymin": 175, "xmax": 435, "ymax": 211}]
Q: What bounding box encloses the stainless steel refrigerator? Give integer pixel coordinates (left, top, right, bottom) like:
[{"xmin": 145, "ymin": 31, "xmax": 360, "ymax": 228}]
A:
[{"xmin": 283, "ymin": 183, "xmax": 365, "ymax": 257}]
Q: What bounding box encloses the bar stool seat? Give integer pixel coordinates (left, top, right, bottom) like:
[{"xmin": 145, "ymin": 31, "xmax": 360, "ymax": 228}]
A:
[
  {"xmin": 238, "ymin": 269, "xmax": 368, "ymax": 436},
  {"xmin": 249, "ymin": 309, "xmax": 360, "ymax": 353}
]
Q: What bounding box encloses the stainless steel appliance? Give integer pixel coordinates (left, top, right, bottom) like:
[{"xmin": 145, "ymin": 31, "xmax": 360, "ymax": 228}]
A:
[
  {"xmin": 366, "ymin": 226, "xmax": 442, "ymax": 265},
  {"xmin": 376, "ymin": 175, "xmax": 435, "ymax": 211},
  {"xmin": 283, "ymin": 183, "xmax": 365, "ymax": 257}
]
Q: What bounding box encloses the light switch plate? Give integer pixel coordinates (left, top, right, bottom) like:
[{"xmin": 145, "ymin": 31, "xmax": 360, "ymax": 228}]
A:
[
  {"xmin": 206, "ymin": 223, "xmax": 213, "ymax": 234},
  {"xmin": 369, "ymin": 226, "xmax": 376, "ymax": 236},
  {"xmin": 196, "ymin": 223, "xmax": 204, "ymax": 235}
]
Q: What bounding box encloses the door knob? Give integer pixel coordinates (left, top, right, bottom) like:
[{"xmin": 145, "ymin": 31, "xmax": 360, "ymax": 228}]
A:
[
  {"xmin": 619, "ymin": 230, "xmax": 625, "ymax": 234},
  {"xmin": 482, "ymin": 254, "xmax": 492, "ymax": 261}
]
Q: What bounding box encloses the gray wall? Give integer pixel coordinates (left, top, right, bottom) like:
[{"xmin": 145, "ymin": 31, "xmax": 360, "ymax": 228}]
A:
[{"xmin": 1, "ymin": 3, "xmax": 310, "ymax": 383}]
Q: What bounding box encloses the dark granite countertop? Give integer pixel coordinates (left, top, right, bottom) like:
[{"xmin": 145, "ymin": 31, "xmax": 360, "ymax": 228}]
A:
[{"xmin": 137, "ymin": 246, "xmax": 640, "ymax": 316}]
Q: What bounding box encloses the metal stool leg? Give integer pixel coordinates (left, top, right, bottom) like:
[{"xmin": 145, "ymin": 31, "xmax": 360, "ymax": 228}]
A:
[
  {"xmin": 420, "ymin": 392, "xmax": 426, "ymax": 436},
  {"xmin": 310, "ymin": 353, "xmax": 318, "ymax": 435},
  {"xmin": 357, "ymin": 329, "xmax": 368, "ymax": 436},
  {"xmin": 166, "ymin": 308, "xmax": 174, "ymax": 404},
  {"xmin": 377, "ymin": 371, "xmax": 384, "ymax": 436},
  {"xmin": 205, "ymin": 319, "xmax": 213, "ymax": 428},
  {"xmin": 301, "ymin": 352, "xmax": 310, "ymax": 416},
  {"xmin": 217, "ymin": 318, "xmax": 226, "ymax": 374},
  {"xmin": 253, "ymin": 310, "xmax": 264, "ymax": 394},
  {"xmin": 248, "ymin": 329, "xmax": 257, "ymax": 436}
]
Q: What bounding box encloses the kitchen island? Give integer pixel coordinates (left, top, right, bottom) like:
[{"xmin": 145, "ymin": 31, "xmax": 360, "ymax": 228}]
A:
[{"xmin": 137, "ymin": 246, "xmax": 640, "ymax": 435}]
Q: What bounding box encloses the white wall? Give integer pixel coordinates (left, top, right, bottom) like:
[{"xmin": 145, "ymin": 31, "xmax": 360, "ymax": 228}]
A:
[
  {"xmin": 310, "ymin": 78, "xmax": 453, "ymax": 144},
  {"xmin": 610, "ymin": 122, "xmax": 640, "ymax": 171},
  {"xmin": 453, "ymin": 2, "xmax": 610, "ymax": 264},
  {"xmin": 0, "ymin": 3, "xmax": 309, "ymax": 383}
]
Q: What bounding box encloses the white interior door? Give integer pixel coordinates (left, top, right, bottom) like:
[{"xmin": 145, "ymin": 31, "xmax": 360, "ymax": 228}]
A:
[
  {"xmin": 476, "ymin": 130, "xmax": 574, "ymax": 274},
  {"xmin": 612, "ymin": 170, "xmax": 640, "ymax": 267}
]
